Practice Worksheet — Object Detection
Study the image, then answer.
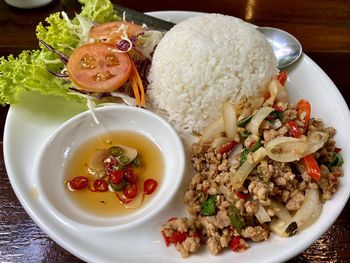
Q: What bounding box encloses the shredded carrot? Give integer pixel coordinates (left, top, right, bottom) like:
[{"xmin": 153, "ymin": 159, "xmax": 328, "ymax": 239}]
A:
[
  {"xmin": 128, "ymin": 58, "xmax": 145, "ymax": 107},
  {"xmin": 130, "ymin": 72, "xmax": 141, "ymax": 106}
]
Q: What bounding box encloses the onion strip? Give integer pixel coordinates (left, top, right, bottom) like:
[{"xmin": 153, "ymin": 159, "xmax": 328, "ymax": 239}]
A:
[
  {"xmin": 263, "ymin": 79, "xmax": 279, "ymax": 107},
  {"xmin": 255, "ymin": 203, "xmax": 271, "ymax": 224},
  {"xmin": 223, "ymin": 101, "xmax": 237, "ymax": 139},
  {"xmin": 200, "ymin": 117, "xmax": 225, "ymax": 142},
  {"xmin": 231, "ymin": 147, "xmax": 267, "ymax": 189},
  {"xmin": 246, "ymin": 107, "xmax": 275, "ymax": 135}
]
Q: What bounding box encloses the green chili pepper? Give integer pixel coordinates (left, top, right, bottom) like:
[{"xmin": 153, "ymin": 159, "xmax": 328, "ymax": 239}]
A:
[
  {"xmin": 228, "ymin": 204, "xmax": 245, "ymax": 234},
  {"xmin": 239, "ymin": 130, "xmax": 250, "ymax": 139},
  {"xmin": 109, "ymin": 178, "xmax": 126, "ymax": 191},
  {"xmin": 132, "ymin": 156, "xmax": 141, "ymax": 167},
  {"xmin": 109, "ymin": 146, "xmax": 124, "ymax": 157},
  {"xmin": 237, "ymin": 115, "xmax": 253, "ymax": 127},
  {"xmin": 119, "ymin": 155, "xmax": 130, "ymax": 165},
  {"xmin": 201, "ymin": 195, "xmax": 217, "ymax": 216},
  {"xmin": 240, "ymin": 140, "xmax": 262, "ymax": 165}
]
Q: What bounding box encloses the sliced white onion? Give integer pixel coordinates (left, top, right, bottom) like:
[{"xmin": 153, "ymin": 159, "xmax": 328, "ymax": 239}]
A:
[
  {"xmin": 305, "ymin": 131, "xmax": 329, "ymax": 155},
  {"xmin": 271, "ymin": 200, "xmax": 292, "ymax": 222},
  {"xmin": 231, "ymin": 147, "xmax": 267, "ymax": 189},
  {"xmin": 246, "ymin": 107, "xmax": 275, "ymax": 135},
  {"xmin": 292, "ymin": 188, "xmax": 320, "ymax": 228},
  {"xmin": 265, "ymin": 136, "xmax": 309, "ymax": 162},
  {"xmin": 88, "ymin": 149, "xmax": 109, "ymax": 177},
  {"xmin": 255, "ymin": 203, "xmax": 272, "ymax": 224},
  {"xmin": 275, "ymin": 80, "xmax": 289, "ymax": 103},
  {"xmin": 270, "ymin": 188, "xmax": 321, "ymax": 237},
  {"xmin": 223, "ymin": 101, "xmax": 237, "ymax": 139},
  {"xmin": 200, "ymin": 117, "xmax": 224, "ymax": 142},
  {"xmin": 263, "ymin": 79, "xmax": 279, "ymax": 107},
  {"xmin": 270, "ymin": 218, "xmax": 289, "ymax": 237}
]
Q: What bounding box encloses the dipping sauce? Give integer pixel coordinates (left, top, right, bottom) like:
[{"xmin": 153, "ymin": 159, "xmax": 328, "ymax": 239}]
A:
[{"xmin": 64, "ymin": 130, "xmax": 164, "ymax": 217}]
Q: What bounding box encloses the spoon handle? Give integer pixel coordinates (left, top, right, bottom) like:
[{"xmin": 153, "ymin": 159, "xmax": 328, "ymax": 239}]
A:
[{"xmin": 113, "ymin": 4, "xmax": 176, "ymax": 31}]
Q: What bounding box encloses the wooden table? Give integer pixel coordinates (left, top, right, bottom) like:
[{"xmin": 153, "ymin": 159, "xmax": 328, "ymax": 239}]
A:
[{"xmin": 0, "ymin": 0, "xmax": 349, "ymax": 262}]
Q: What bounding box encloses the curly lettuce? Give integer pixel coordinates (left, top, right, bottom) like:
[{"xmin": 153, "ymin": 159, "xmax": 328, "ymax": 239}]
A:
[
  {"xmin": 0, "ymin": 51, "xmax": 78, "ymax": 105},
  {"xmin": 0, "ymin": 0, "xmax": 120, "ymax": 105}
]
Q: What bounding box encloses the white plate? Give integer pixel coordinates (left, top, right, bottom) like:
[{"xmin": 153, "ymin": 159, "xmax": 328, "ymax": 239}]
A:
[{"xmin": 4, "ymin": 11, "xmax": 350, "ymax": 263}]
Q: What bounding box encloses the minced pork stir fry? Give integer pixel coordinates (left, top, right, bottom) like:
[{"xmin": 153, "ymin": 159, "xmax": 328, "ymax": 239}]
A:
[{"xmin": 161, "ymin": 72, "xmax": 344, "ymax": 257}]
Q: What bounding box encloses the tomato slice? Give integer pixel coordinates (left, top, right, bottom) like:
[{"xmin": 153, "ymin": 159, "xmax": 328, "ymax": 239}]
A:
[
  {"xmin": 68, "ymin": 176, "xmax": 88, "ymax": 190},
  {"xmin": 144, "ymin": 179, "xmax": 158, "ymax": 195},
  {"xmin": 89, "ymin": 21, "xmax": 144, "ymax": 43},
  {"xmin": 67, "ymin": 43, "xmax": 132, "ymax": 92}
]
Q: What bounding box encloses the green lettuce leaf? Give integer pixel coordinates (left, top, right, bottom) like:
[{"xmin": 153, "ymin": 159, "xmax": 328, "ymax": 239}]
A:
[
  {"xmin": 0, "ymin": 0, "xmax": 121, "ymax": 105},
  {"xmin": 0, "ymin": 50, "xmax": 81, "ymax": 105},
  {"xmin": 78, "ymin": 0, "xmax": 120, "ymax": 24}
]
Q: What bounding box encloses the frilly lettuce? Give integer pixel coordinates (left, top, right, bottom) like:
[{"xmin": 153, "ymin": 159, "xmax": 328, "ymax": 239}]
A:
[{"xmin": 0, "ymin": 0, "xmax": 120, "ymax": 105}]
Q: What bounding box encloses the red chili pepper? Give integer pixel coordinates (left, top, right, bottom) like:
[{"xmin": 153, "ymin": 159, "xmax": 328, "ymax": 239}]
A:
[
  {"xmin": 109, "ymin": 170, "xmax": 124, "ymax": 185},
  {"xmin": 93, "ymin": 179, "xmax": 108, "ymax": 192},
  {"xmin": 68, "ymin": 176, "xmax": 88, "ymax": 190},
  {"xmin": 219, "ymin": 141, "xmax": 237, "ymax": 155},
  {"xmin": 302, "ymin": 154, "xmax": 321, "ymax": 181},
  {"xmin": 287, "ymin": 120, "xmax": 302, "ymax": 138},
  {"xmin": 144, "ymin": 179, "xmax": 158, "ymax": 195},
  {"xmin": 296, "ymin": 99, "xmax": 311, "ymax": 128},
  {"xmin": 104, "ymin": 156, "xmax": 117, "ymax": 173},
  {"xmin": 236, "ymin": 192, "xmax": 249, "ymax": 200},
  {"xmin": 161, "ymin": 230, "xmax": 170, "ymax": 247},
  {"xmin": 193, "ymin": 231, "xmax": 201, "ymax": 238},
  {"xmin": 230, "ymin": 236, "xmax": 241, "ymax": 251},
  {"xmin": 123, "ymin": 183, "xmax": 138, "ymax": 199},
  {"xmin": 335, "ymin": 147, "xmax": 342, "ymax": 153},
  {"xmin": 169, "ymin": 231, "xmax": 187, "ymax": 244},
  {"xmin": 277, "ymin": 71, "xmax": 288, "ymax": 86},
  {"xmin": 273, "ymin": 104, "xmax": 283, "ymax": 112},
  {"xmin": 124, "ymin": 169, "xmax": 137, "ymax": 184}
]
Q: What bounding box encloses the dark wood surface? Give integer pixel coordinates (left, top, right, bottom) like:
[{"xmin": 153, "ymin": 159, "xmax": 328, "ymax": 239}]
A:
[{"xmin": 0, "ymin": 0, "xmax": 349, "ymax": 262}]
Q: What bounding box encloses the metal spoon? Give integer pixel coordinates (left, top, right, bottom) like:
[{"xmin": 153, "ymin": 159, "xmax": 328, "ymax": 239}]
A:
[
  {"xmin": 114, "ymin": 4, "xmax": 303, "ymax": 68},
  {"xmin": 257, "ymin": 27, "xmax": 303, "ymax": 69}
]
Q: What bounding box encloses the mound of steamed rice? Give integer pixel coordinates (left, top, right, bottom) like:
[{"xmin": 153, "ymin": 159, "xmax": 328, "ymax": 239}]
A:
[{"xmin": 147, "ymin": 13, "xmax": 278, "ymax": 133}]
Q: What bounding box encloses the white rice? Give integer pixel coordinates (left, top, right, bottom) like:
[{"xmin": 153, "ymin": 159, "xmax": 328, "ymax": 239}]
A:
[{"xmin": 147, "ymin": 13, "xmax": 278, "ymax": 133}]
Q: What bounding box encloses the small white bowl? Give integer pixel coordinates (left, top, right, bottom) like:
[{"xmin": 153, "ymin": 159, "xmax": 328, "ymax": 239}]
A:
[{"xmin": 35, "ymin": 105, "xmax": 185, "ymax": 229}]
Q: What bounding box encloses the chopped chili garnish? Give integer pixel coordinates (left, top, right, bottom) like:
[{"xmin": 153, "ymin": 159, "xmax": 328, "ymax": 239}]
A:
[
  {"xmin": 161, "ymin": 230, "xmax": 170, "ymax": 247},
  {"xmin": 109, "ymin": 170, "xmax": 124, "ymax": 185},
  {"xmin": 144, "ymin": 179, "xmax": 158, "ymax": 195},
  {"xmin": 169, "ymin": 231, "xmax": 187, "ymax": 244},
  {"xmin": 236, "ymin": 192, "xmax": 249, "ymax": 200},
  {"xmin": 277, "ymin": 71, "xmax": 288, "ymax": 86},
  {"xmin": 124, "ymin": 168, "xmax": 137, "ymax": 184},
  {"xmin": 93, "ymin": 179, "xmax": 108, "ymax": 192},
  {"xmin": 68, "ymin": 176, "xmax": 88, "ymax": 190},
  {"xmin": 219, "ymin": 141, "xmax": 237, "ymax": 155},
  {"xmin": 296, "ymin": 99, "xmax": 311, "ymax": 128},
  {"xmin": 230, "ymin": 236, "xmax": 241, "ymax": 251},
  {"xmin": 302, "ymin": 154, "xmax": 321, "ymax": 181},
  {"xmin": 123, "ymin": 183, "xmax": 138, "ymax": 199},
  {"xmin": 335, "ymin": 147, "xmax": 342, "ymax": 153},
  {"xmin": 287, "ymin": 120, "xmax": 302, "ymax": 138}
]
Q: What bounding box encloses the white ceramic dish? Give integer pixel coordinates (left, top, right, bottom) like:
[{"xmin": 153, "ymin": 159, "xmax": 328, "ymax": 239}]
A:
[
  {"xmin": 36, "ymin": 105, "xmax": 185, "ymax": 228},
  {"xmin": 3, "ymin": 11, "xmax": 350, "ymax": 263}
]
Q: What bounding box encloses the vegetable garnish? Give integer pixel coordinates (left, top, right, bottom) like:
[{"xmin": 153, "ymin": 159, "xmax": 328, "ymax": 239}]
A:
[
  {"xmin": 296, "ymin": 99, "xmax": 311, "ymax": 128},
  {"xmin": 201, "ymin": 195, "xmax": 217, "ymax": 216},
  {"xmin": 287, "ymin": 120, "xmax": 302, "ymax": 138},
  {"xmin": 129, "ymin": 59, "xmax": 146, "ymax": 107},
  {"xmin": 228, "ymin": 204, "xmax": 245, "ymax": 234},
  {"xmin": 144, "ymin": 179, "xmax": 158, "ymax": 195},
  {"xmin": 302, "ymin": 154, "xmax": 321, "ymax": 181},
  {"xmin": 67, "ymin": 42, "xmax": 132, "ymax": 92},
  {"xmin": 277, "ymin": 71, "xmax": 288, "ymax": 86}
]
